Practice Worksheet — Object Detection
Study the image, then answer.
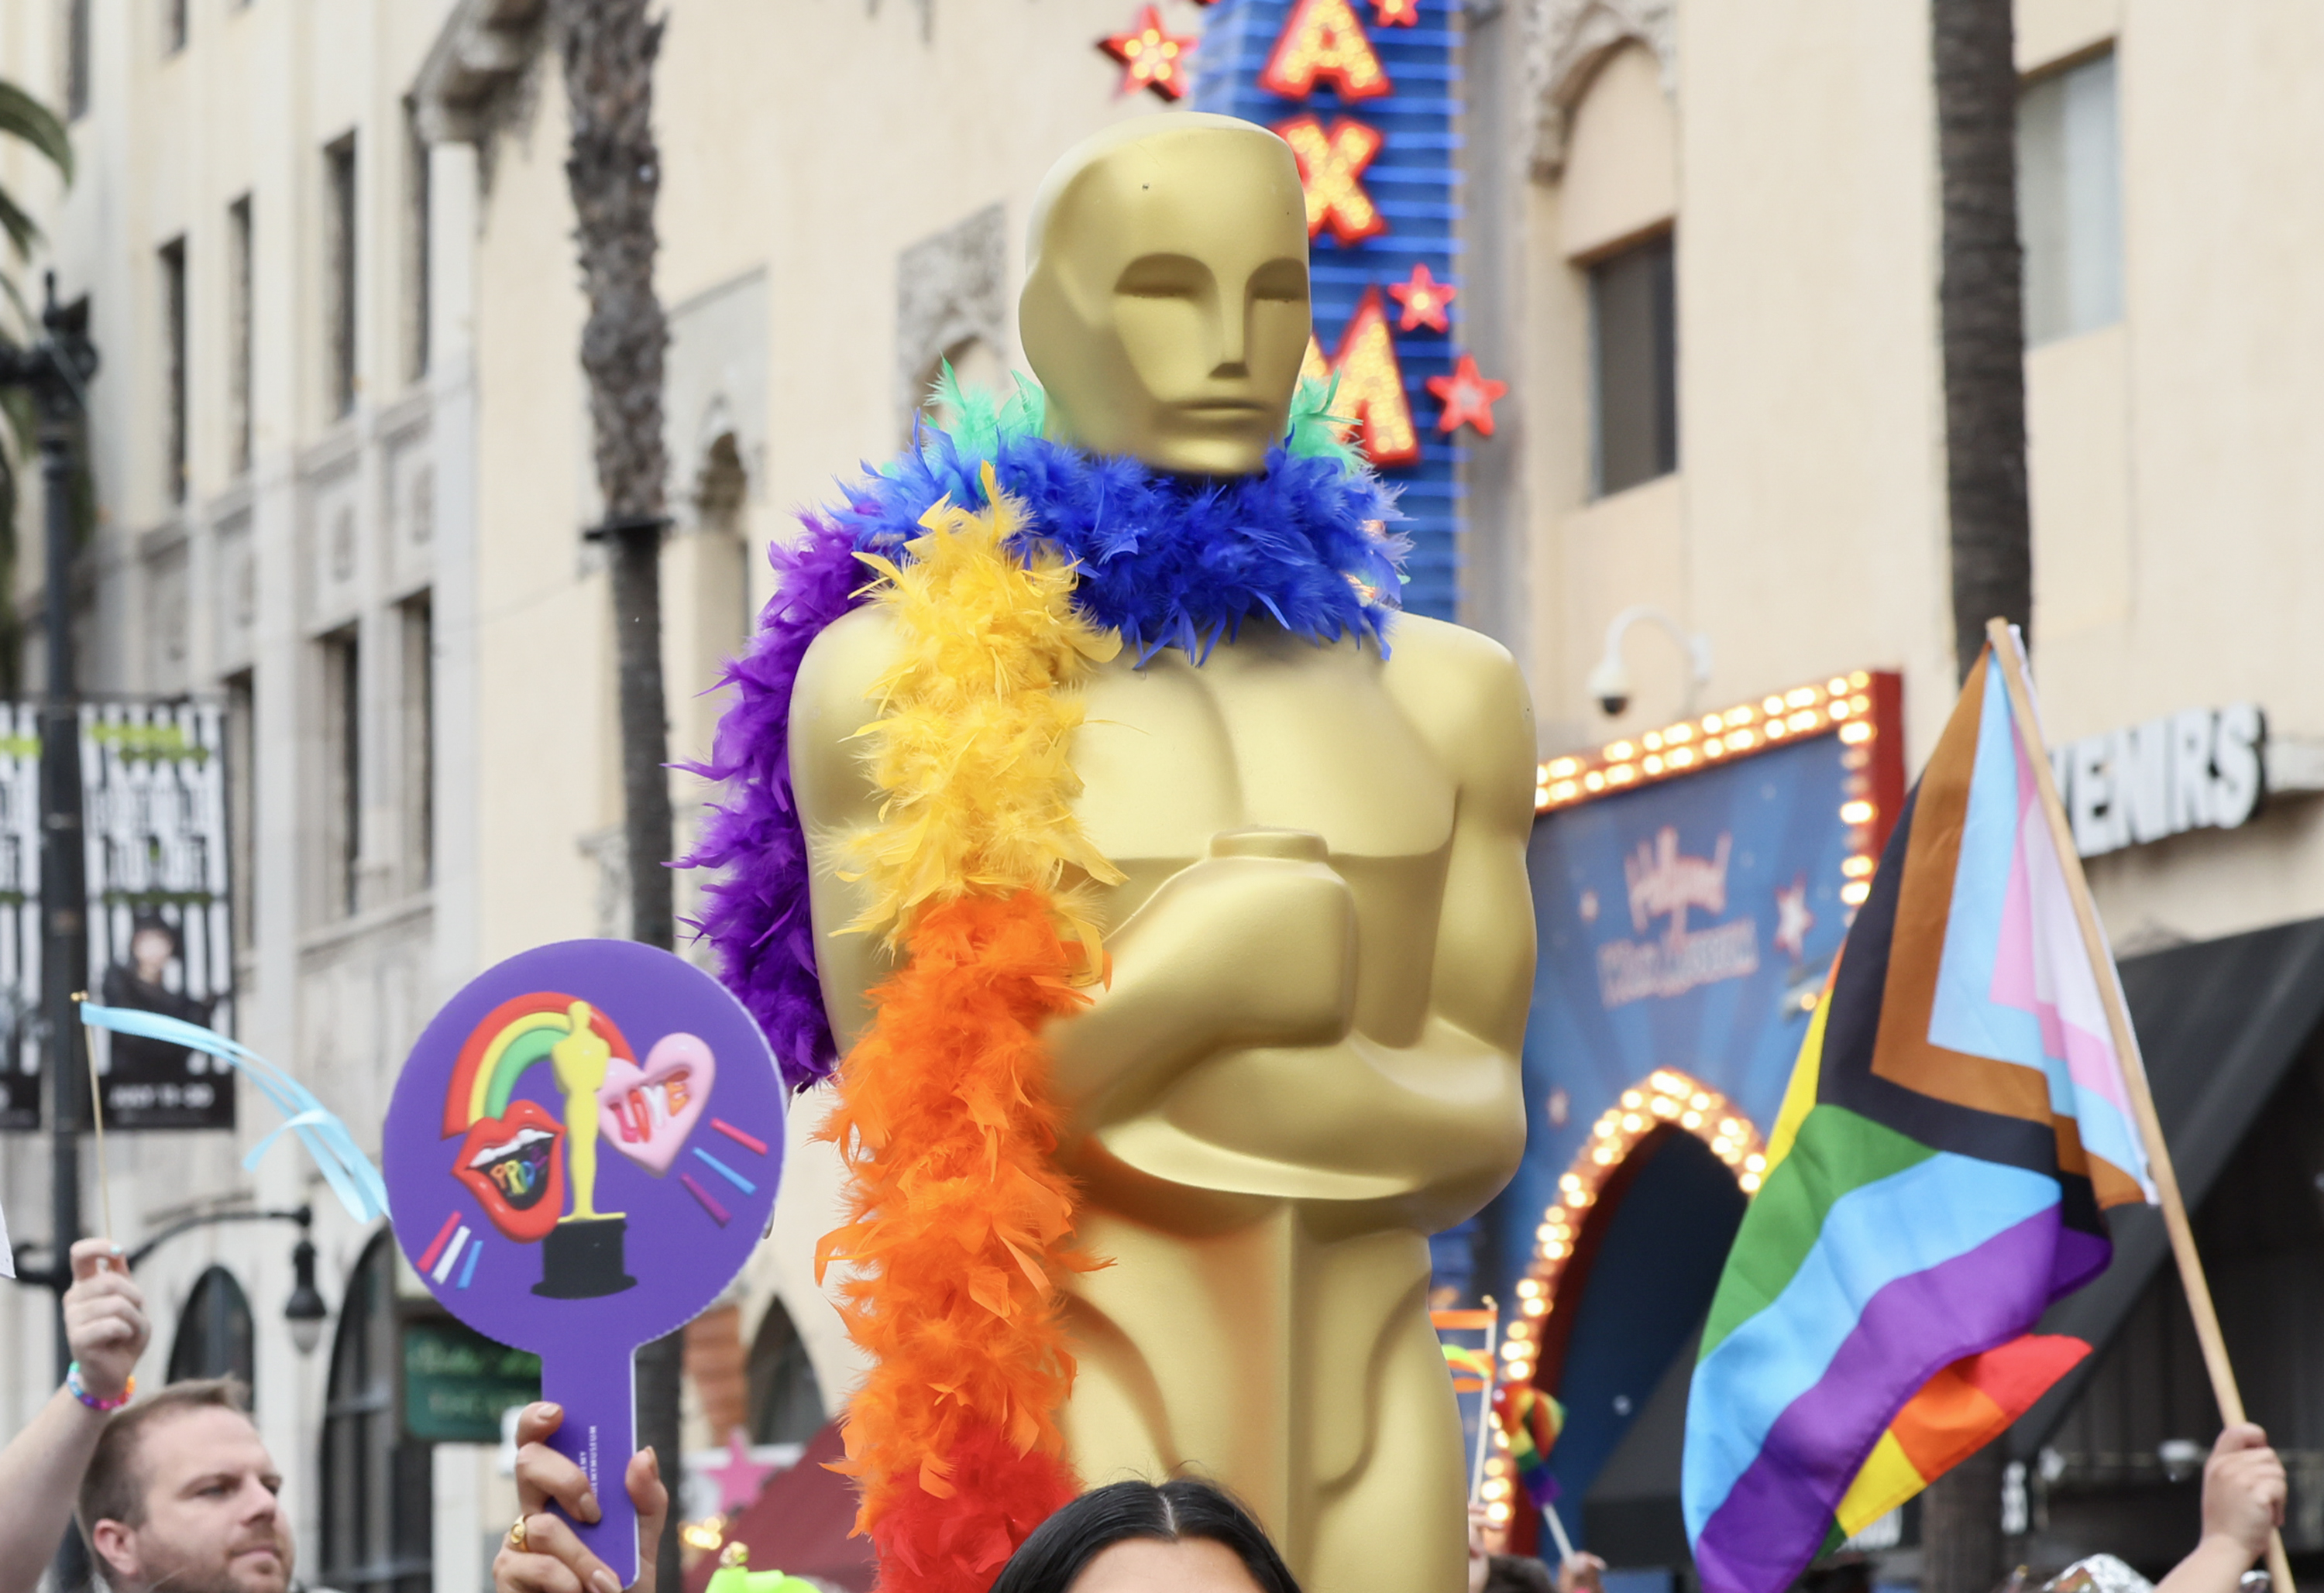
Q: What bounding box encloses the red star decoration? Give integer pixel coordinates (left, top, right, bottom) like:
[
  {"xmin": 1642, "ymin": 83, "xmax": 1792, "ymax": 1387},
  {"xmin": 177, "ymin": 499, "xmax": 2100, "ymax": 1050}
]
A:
[
  {"xmin": 1388, "ymin": 263, "xmax": 1456, "ymax": 332},
  {"xmin": 1426, "ymin": 353, "xmax": 1508, "ymax": 437},
  {"xmin": 1373, "ymin": 0, "xmax": 1422, "ymax": 22},
  {"xmin": 1100, "ymin": 6, "xmax": 1198, "ymax": 101}
]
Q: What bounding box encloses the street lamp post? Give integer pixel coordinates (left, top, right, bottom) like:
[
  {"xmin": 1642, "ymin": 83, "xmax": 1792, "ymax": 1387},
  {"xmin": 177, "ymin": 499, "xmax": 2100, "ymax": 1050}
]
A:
[{"xmin": 0, "ymin": 269, "xmax": 98, "ymax": 1593}]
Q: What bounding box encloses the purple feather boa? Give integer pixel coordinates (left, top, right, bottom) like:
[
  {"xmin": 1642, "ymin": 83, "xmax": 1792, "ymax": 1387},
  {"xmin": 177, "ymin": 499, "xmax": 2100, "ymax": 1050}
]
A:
[
  {"xmin": 679, "ymin": 518, "xmax": 866, "ymax": 1091},
  {"xmin": 682, "ymin": 434, "xmax": 1405, "ymax": 1091}
]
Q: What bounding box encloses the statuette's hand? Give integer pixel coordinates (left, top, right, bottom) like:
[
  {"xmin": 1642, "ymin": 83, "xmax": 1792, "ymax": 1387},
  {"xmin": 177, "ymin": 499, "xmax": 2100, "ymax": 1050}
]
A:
[{"xmin": 1050, "ymin": 827, "xmax": 1356, "ymax": 1122}]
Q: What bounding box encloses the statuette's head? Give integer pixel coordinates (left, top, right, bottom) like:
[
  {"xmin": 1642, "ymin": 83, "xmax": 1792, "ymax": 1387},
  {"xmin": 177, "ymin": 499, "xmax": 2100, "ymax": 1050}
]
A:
[{"xmin": 1021, "ymin": 115, "xmax": 1312, "ymax": 477}]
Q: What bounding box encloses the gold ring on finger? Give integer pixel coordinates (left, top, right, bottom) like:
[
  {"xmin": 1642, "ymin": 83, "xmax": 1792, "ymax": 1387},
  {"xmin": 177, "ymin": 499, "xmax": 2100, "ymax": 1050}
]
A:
[{"xmin": 508, "ymin": 1514, "xmax": 529, "ymax": 1553}]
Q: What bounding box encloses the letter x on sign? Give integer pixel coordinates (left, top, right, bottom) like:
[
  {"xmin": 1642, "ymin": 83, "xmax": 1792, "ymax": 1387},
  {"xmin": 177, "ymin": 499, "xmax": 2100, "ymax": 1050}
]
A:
[{"xmin": 1273, "ymin": 115, "xmax": 1389, "ymax": 246}]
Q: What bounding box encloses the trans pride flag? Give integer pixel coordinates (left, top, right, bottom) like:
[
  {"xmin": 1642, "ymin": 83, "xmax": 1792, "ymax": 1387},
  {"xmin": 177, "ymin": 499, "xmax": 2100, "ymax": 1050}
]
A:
[{"xmin": 1683, "ymin": 636, "xmax": 2154, "ymax": 1593}]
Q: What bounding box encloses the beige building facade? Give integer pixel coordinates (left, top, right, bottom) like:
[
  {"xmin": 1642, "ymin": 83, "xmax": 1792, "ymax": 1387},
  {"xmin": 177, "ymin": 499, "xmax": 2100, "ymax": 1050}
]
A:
[{"xmin": 2, "ymin": 0, "xmax": 2320, "ymax": 1584}]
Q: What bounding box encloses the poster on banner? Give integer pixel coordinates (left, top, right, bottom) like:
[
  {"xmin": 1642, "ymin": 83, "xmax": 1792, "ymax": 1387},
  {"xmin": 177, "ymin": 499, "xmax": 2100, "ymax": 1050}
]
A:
[
  {"xmin": 383, "ymin": 939, "xmax": 785, "ymax": 1585},
  {"xmin": 0, "ymin": 706, "xmax": 42, "ymax": 1131},
  {"xmin": 81, "ymin": 702, "xmax": 236, "ymax": 1131}
]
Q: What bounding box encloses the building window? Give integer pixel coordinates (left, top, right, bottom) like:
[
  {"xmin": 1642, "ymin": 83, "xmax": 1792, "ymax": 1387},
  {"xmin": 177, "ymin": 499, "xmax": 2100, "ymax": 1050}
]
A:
[
  {"xmin": 320, "ymin": 1232, "xmax": 432, "ymax": 1593},
  {"xmin": 225, "ymin": 670, "xmax": 255, "ymax": 954},
  {"xmin": 229, "ymin": 196, "xmax": 253, "ymax": 475},
  {"xmin": 325, "ymin": 134, "xmax": 358, "ymax": 419},
  {"xmin": 399, "ymin": 593, "xmax": 432, "ymax": 891},
  {"xmin": 1589, "ymin": 231, "xmax": 1678, "ymax": 496},
  {"xmin": 64, "ymin": 0, "xmax": 91, "ymax": 119},
  {"xmin": 2020, "ymin": 48, "xmax": 2123, "ymax": 346},
  {"xmin": 163, "ymin": 0, "xmax": 188, "ymax": 53},
  {"xmin": 319, "ymin": 627, "xmax": 360, "ymax": 918},
  {"xmin": 403, "ymin": 106, "xmax": 430, "ymax": 385},
  {"xmin": 167, "ymin": 1266, "xmax": 256, "ymax": 1390},
  {"xmin": 160, "ymin": 239, "xmax": 187, "ymax": 505},
  {"xmin": 747, "ymin": 1299, "xmax": 827, "ymax": 1444}
]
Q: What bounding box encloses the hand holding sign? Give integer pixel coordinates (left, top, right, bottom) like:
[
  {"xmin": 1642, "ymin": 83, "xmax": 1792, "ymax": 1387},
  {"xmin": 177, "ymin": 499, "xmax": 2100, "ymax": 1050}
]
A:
[{"xmin": 387, "ymin": 942, "xmax": 784, "ymax": 1584}]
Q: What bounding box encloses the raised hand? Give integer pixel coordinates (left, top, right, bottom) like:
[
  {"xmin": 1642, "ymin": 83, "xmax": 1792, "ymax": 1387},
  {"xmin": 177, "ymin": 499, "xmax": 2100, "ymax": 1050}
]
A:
[
  {"xmin": 63, "ymin": 1239, "xmax": 148, "ymax": 1401},
  {"xmin": 2202, "ymin": 1423, "xmax": 2286, "ymax": 1563}
]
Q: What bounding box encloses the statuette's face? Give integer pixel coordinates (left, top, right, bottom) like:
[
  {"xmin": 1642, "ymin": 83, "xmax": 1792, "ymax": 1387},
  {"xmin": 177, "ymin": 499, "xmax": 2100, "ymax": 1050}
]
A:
[{"xmin": 1022, "ymin": 117, "xmax": 1312, "ymax": 476}]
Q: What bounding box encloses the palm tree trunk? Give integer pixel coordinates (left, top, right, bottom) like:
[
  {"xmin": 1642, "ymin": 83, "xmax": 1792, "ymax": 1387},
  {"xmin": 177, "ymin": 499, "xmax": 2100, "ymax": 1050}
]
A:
[
  {"xmin": 1934, "ymin": 0, "xmax": 2033, "ymax": 685},
  {"xmin": 1925, "ymin": 2, "xmax": 2027, "ymax": 1578},
  {"xmin": 558, "ymin": 2, "xmax": 682, "ymax": 1583}
]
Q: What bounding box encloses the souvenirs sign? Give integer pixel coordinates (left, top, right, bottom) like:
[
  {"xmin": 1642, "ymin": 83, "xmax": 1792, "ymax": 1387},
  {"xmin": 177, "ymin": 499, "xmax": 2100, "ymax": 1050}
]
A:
[{"xmin": 385, "ymin": 940, "xmax": 784, "ymax": 1582}]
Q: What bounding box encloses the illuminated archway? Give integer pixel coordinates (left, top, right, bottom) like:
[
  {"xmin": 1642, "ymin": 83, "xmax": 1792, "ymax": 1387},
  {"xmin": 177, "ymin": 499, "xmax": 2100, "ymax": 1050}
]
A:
[{"xmin": 1482, "ymin": 1069, "xmax": 1765, "ymax": 1526}]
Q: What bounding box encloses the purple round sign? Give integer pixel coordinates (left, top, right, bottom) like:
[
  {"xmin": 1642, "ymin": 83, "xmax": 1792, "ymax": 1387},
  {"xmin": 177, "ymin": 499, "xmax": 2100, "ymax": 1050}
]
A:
[{"xmin": 385, "ymin": 940, "xmax": 785, "ymax": 1578}]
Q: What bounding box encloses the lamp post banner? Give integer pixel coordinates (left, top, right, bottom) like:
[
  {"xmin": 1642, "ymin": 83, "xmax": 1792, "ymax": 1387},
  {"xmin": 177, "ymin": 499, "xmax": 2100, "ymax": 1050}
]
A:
[
  {"xmin": 81, "ymin": 701, "xmax": 236, "ymax": 1131},
  {"xmin": 0, "ymin": 699, "xmax": 239, "ymax": 1134}
]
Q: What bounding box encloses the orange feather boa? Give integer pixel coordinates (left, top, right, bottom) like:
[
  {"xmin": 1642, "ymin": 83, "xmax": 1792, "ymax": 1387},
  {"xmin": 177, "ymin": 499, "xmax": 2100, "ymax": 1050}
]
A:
[{"xmin": 816, "ymin": 893, "xmax": 1093, "ymax": 1591}]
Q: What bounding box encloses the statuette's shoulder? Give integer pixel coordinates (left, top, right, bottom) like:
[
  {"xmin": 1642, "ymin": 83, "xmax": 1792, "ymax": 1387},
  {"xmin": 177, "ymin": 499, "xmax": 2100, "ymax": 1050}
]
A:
[
  {"xmin": 789, "ymin": 603, "xmax": 903, "ymax": 819},
  {"xmin": 1379, "ymin": 614, "xmax": 1532, "ymax": 752}
]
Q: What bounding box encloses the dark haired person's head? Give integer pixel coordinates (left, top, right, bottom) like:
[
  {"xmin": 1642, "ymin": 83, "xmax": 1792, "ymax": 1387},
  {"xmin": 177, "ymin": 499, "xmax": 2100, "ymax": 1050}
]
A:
[{"xmin": 992, "ymin": 1478, "xmax": 1302, "ymax": 1593}]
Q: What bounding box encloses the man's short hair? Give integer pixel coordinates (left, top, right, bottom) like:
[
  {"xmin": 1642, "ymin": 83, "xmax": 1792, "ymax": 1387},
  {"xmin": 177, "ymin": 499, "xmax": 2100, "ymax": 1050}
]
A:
[{"xmin": 76, "ymin": 1377, "xmax": 252, "ymax": 1537}]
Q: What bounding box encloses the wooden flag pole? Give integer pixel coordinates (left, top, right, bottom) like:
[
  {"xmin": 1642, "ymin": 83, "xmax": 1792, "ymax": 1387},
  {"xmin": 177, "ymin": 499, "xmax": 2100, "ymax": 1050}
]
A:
[{"xmin": 1986, "ymin": 617, "xmax": 2295, "ymax": 1593}]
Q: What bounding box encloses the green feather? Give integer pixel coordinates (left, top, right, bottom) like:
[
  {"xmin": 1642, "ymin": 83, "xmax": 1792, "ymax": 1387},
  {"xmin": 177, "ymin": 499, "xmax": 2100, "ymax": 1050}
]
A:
[
  {"xmin": 924, "ymin": 366, "xmax": 1360, "ymax": 475},
  {"xmin": 1286, "ymin": 373, "xmax": 1363, "ymax": 466}
]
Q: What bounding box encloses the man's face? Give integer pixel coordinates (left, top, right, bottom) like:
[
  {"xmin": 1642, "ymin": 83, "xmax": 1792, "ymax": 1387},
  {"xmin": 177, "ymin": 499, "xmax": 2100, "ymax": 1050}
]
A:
[{"xmin": 92, "ymin": 1406, "xmax": 294, "ymax": 1593}]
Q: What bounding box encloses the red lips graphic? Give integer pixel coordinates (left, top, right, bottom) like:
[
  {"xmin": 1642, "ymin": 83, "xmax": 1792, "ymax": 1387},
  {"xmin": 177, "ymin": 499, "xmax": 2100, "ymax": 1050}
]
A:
[{"xmin": 455, "ymin": 1100, "xmax": 568, "ymax": 1243}]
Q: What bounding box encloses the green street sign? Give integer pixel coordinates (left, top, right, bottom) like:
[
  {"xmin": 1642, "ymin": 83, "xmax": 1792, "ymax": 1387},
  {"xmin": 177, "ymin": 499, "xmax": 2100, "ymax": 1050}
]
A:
[{"xmin": 401, "ymin": 1316, "xmax": 541, "ymax": 1444}]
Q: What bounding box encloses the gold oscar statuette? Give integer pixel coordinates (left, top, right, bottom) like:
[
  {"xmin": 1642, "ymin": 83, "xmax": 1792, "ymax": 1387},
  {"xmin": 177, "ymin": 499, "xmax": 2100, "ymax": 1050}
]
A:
[{"xmin": 792, "ymin": 115, "xmax": 1537, "ymax": 1593}]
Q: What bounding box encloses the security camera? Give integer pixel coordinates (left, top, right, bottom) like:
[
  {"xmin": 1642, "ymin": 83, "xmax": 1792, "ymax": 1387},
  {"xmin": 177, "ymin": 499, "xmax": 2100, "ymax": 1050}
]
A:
[{"xmin": 1587, "ymin": 656, "xmax": 1633, "ymax": 718}]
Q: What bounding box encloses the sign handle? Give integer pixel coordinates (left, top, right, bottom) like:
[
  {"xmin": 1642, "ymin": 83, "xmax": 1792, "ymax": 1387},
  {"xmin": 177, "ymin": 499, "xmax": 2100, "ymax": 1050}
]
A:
[
  {"xmin": 540, "ymin": 1341, "xmax": 641, "ymax": 1585},
  {"xmin": 1985, "ymin": 618, "xmax": 2295, "ymax": 1593}
]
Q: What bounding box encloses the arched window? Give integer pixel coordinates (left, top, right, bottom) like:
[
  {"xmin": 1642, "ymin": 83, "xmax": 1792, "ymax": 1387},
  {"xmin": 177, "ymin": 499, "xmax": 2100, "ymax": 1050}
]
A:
[
  {"xmin": 167, "ymin": 1265, "xmax": 256, "ymax": 1392},
  {"xmin": 693, "ymin": 430, "xmax": 753, "ymax": 651},
  {"xmin": 747, "ymin": 1297, "xmax": 827, "ymax": 1444},
  {"xmin": 320, "ymin": 1232, "xmax": 432, "ymax": 1592}
]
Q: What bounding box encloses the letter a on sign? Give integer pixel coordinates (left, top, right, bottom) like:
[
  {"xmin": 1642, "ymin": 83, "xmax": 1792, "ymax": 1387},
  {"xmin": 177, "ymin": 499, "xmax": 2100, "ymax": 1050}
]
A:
[
  {"xmin": 1260, "ymin": 0, "xmax": 1393, "ymax": 101},
  {"xmin": 1301, "ymin": 287, "xmax": 1419, "ymax": 466}
]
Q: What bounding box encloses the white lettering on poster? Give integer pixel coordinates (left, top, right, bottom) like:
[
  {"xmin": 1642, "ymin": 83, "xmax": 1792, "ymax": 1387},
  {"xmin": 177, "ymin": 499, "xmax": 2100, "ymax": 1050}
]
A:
[{"xmin": 1597, "ymin": 827, "xmax": 1760, "ymax": 1007}]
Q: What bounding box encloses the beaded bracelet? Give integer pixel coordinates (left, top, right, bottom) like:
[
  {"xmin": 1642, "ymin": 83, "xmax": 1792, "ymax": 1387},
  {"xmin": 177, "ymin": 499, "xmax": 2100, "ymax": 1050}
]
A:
[{"xmin": 67, "ymin": 1361, "xmax": 134, "ymax": 1413}]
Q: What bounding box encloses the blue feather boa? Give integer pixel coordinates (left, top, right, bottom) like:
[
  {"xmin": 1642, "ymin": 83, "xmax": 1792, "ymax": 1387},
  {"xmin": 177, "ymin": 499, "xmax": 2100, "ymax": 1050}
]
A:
[
  {"xmin": 827, "ymin": 385, "xmax": 1410, "ymax": 659},
  {"xmin": 686, "ymin": 379, "xmax": 1407, "ymax": 1090}
]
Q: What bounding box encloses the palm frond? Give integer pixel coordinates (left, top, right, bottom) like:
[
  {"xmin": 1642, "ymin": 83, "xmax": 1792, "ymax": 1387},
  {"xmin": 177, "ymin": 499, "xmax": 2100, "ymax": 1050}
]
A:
[
  {"xmin": 0, "ymin": 82, "xmax": 73, "ymax": 184},
  {"xmin": 0, "ymin": 184, "xmax": 36, "ymax": 262},
  {"xmin": 0, "ymin": 267, "xmax": 30, "ymax": 335}
]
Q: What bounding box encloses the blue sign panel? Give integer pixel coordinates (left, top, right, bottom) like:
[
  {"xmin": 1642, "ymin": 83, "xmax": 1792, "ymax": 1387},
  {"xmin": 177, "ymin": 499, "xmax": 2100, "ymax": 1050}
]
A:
[{"xmin": 1195, "ymin": 0, "xmax": 1466, "ymax": 618}]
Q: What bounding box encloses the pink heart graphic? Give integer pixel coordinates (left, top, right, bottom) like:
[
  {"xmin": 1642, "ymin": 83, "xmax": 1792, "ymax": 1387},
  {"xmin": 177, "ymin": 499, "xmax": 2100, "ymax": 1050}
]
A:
[{"xmin": 595, "ymin": 1033, "xmax": 716, "ymax": 1176}]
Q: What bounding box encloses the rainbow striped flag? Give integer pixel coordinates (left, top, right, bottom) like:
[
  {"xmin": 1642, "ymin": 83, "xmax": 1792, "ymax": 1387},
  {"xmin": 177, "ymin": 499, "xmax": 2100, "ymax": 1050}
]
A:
[
  {"xmin": 1495, "ymin": 1384, "xmax": 1566, "ymax": 1505},
  {"xmin": 1683, "ymin": 637, "xmax": 2153, "ymax": 1593}
]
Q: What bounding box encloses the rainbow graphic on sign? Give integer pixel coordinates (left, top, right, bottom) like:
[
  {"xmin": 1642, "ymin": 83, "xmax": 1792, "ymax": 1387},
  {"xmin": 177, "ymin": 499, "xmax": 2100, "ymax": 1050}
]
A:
[{"xmin": 443, "ymin": 992, "xmax": 637, "ymax": 1136}]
